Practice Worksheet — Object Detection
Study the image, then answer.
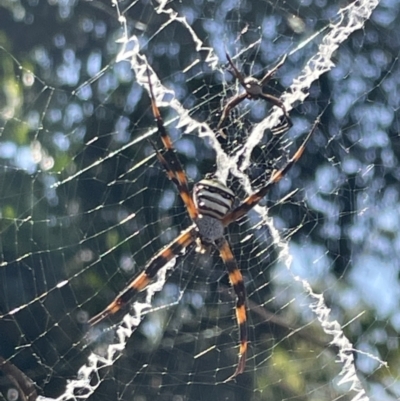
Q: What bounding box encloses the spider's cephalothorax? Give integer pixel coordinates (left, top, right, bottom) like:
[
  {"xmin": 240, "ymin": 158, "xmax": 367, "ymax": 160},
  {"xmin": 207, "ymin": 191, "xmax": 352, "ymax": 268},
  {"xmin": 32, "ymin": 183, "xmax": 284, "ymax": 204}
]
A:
[
  {"xmin": 243, "ymin": 77, "xmax": 264, "ymax": 97},
  {"xmin": 193, "ymin": 178, "xmax": 235, "ymax": 243},
  {"xmin": 89, "ymin": 67, "xmax": 319, "ymax": 381}
]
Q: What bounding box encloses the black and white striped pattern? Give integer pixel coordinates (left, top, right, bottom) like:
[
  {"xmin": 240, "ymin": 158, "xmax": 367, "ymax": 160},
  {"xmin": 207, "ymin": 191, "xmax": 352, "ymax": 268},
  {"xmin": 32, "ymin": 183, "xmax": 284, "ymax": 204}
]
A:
[
  {"xmin": 271, "ymin": 115, "xmax": 292, "ymax": 136},
  {"xmin": 193, "ymin": 179, "xmax": 235, "ymax": 220}
]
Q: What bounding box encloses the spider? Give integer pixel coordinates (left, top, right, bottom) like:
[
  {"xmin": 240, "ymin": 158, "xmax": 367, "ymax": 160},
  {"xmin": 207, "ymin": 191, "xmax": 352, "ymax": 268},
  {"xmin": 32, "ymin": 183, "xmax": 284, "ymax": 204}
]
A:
[
  {"xmin": 89, "ymin": 70, "xmax": 318, "ymax": 380},
  {"xmin": 217, "ymin": 52, "xmax": 292, "ymax": 132}
]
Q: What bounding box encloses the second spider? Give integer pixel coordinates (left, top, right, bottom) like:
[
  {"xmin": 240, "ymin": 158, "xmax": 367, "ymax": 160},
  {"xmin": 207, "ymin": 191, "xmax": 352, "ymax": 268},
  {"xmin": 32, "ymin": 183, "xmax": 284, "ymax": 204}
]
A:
[{"xmin": 218, "ymin": 52, "xmax": 292, "ymax": 132}]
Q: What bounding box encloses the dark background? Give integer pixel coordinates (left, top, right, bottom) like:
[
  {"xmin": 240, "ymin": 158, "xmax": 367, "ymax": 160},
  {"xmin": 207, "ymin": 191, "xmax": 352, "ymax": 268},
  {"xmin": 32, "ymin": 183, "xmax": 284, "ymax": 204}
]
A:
[{"xmin": 0, "ymin": 1, "xmax": 399, "ymax": 400}]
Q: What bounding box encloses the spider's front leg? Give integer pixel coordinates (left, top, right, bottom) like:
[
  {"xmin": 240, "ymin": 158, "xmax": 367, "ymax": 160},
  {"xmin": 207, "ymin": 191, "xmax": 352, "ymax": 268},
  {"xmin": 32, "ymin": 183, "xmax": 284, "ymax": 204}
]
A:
[{"xmin": 147, "ymin": 68, "xmax": 199, "ymax": 221}]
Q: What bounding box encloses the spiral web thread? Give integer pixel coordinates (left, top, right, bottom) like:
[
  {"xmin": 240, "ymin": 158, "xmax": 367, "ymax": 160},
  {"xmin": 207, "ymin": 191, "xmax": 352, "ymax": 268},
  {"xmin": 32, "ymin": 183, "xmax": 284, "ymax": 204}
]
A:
[{"xmin": 38, "ymin": 0, "xmax": 379, "ymax": 400}]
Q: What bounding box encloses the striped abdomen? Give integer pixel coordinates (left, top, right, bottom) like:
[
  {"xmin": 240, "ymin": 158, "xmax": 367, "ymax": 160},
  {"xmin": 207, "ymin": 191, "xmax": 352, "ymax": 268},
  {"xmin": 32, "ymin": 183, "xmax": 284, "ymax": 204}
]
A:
[{"xmin": 193, "ymin": 179, "xmax": 235, "ymax": 220}]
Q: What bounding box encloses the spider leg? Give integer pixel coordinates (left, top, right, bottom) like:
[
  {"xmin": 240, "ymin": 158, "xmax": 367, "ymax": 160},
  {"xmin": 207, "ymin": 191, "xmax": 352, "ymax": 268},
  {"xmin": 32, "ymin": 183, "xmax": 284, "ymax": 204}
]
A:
[
  {"xmin": 215, "ymin": 237, "xmax": 247, "ymax": 379},
  {"xmin": 259, "ymin": 54, "xmax": 287, "ymax": 85},
  {"xmin": 148, "ymin": 138, "xmax": 198, "ymax": 214},
  {"xmin": 258, "ymin": 93, "xmax": 292, "ymax": 129},
  {"xmin": 89, "ymin": 225, "xmax": 197, "ymax": 326},
  {"xmin": 225, "ymin": 52, "xmax": 246, "ymax": 86},
  {"xmin": 217, "ymin": 92, "xmax": 247, "ymax": 129},
  {"xmin": 222, "ymin": 117, "xmax": 319, "ymax": 226},
  {"xmin": 147, "ymin": 70, "xmax": 199, "ymax": 221}
]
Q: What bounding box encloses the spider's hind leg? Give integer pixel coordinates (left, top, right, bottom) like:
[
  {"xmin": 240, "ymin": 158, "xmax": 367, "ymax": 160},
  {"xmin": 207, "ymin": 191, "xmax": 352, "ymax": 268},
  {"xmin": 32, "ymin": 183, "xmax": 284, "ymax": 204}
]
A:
[{"xmin": 215, "ymin": 237, "xmax": 248, "ymax": 380}]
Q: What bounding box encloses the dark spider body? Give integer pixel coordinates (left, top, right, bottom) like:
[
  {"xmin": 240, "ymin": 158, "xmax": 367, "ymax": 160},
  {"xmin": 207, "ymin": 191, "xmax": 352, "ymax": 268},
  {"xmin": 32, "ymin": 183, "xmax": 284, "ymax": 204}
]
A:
[{"xmin": 218, "ymin": 52, "xmax": 292, "ymax": 132}]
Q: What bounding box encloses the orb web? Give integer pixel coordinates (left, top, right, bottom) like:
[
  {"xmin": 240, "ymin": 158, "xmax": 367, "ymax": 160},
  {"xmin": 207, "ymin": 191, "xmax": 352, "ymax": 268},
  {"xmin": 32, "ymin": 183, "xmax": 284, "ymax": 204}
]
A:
[{"xmin": 1, "ymin": 1, "xmax": 397, "ymax": 401}]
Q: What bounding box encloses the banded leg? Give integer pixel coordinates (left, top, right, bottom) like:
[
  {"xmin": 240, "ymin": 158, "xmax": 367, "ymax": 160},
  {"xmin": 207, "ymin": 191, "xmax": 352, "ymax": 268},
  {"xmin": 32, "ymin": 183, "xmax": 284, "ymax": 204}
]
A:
[
  {"xmin": 222, "ymin": 117, "xmax": 319, "ymax": 226},
  {"xmin": 215, "ymin": 237, "xmax": 247, "ymax": 379},
  {"xmin": 147, "ymin": 70, "xmax": 198, "ymax": 221},
  {"xmin": 89, "ymin": 226, "xmax": 197, "ymax": 326}
]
